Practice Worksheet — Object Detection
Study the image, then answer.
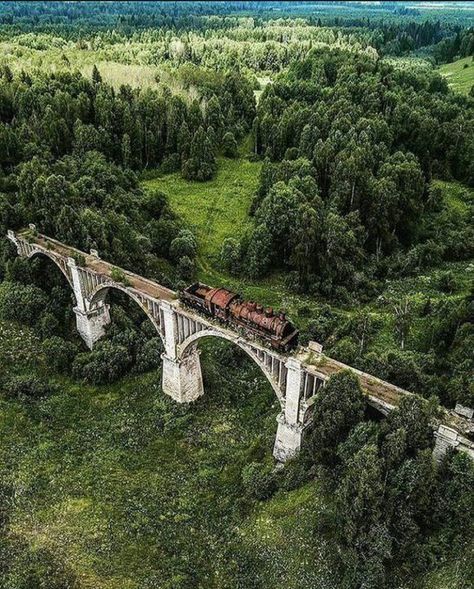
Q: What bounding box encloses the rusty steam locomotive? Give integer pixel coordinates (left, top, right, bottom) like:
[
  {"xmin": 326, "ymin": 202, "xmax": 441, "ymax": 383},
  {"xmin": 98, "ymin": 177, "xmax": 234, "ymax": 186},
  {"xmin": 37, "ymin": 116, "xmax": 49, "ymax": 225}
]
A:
[{"xmin": 180, "ymin": 282, "xmax": 299, "ymax": 352}]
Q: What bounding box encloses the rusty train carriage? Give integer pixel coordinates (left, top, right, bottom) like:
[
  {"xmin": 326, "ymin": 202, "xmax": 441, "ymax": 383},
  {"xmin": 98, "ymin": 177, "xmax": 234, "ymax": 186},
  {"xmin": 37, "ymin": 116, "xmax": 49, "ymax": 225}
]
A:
[{"xmin": 180, "ymin": 282, "xmax": 299, "ymax": 352}]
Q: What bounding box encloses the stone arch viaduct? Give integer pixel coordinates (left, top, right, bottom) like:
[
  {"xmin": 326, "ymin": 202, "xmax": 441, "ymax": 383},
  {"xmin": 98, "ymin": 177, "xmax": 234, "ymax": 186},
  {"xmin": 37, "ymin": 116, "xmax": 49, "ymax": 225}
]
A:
[{"xmin": 7, "ymin": 228, "xmax": 474, "ymax": 463}]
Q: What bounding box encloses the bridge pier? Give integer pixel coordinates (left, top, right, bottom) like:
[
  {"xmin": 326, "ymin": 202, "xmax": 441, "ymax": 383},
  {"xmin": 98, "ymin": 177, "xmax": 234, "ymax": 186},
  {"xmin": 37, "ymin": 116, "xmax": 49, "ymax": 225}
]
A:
[
  {"xmin": 66, "ymin": 256, "xmax": 111, "ymax": 349},
  {"xmin": 74, "ymin": 304, "xmax": 110, "ymax": 350},
  {"xmin": 273, "ymin": 414, "xmax": 305, "ymax": 462},
  {"xmin": 273, "ymin": 358, "xmax": 306, "ymax": 462},
  {"xmin": 161, "ymin": 349, "xmax": 204, "ymax": 403}
]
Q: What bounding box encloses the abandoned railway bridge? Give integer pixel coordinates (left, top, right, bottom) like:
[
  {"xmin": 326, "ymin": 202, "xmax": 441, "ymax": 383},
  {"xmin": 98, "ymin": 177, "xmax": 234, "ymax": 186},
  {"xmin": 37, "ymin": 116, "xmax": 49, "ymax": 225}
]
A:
[{"xmin": 7, "ymin": 228, "xmax": 474, "ymax": 463}]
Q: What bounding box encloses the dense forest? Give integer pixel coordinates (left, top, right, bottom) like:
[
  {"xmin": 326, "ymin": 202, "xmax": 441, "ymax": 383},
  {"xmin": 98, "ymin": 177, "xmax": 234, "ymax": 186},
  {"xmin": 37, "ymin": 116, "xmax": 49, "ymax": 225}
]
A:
[{"xmin": 0, "ymin": 3, "xmax": 473, "ymax": 589}]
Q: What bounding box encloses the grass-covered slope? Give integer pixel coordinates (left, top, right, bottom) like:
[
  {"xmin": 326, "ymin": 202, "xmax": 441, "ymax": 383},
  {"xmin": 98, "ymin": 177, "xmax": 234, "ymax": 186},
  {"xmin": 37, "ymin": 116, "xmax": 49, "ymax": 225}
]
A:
[{"xmin": 439, "ymin": 56, "xmax": 474, "ymax": 94}]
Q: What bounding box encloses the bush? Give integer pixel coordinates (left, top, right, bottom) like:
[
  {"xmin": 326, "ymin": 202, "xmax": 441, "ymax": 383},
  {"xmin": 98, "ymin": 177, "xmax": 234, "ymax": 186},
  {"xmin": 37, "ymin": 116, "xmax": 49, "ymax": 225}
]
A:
[
  {"xmin": 0, "ymin": 281, "xmax": 48, "ymax": 326},
  {"xmin": 310, "ymin": 371, "xmax": 366, "ymax": 467},
  {"xmin": 434, "ymin": 451, "xmax": 474, "ymax": 546},
  {"xmin": 437, "ymin": 270, "xmax": 458, "ymax": 293},
  {"xmin": 135, "ymin": 337, "xmax": 162, "ymax": 374},
  {"xmin": 222, "ymin": 131, "xmax": 238, "ymax": 158},
  {"xmin": 1, "ymin": 375, "xmax": 56, "ymax": 403},
  {"xmin": 383, "ymin": 394, "xmax": 434, "ymax": 454},
  {"xmin": 169, "ymin": 230, "xmax": 197, "ymax": 262},
  {"xmin": 241, "ymin": 462, "xmax": 278, "ymax": 500},
  {"xmin": 364, "ymin": 350, "xmax": 430, "ymax": 395},
  {"xmin": 72, "ymin": 341, "xmax": 132, "ymax": 384},
  {"xmin": 299, "ymin": 305, "xmax": 337, "ymax": 345},
  {"xmin": 177, "ymin": 255, "xmax": 194, "ymax": 280},
  {"xmin": 110, "ymin": 267, "xmax": 130, "ymax": 286},
  {"xmin": 72, "ymin": 252, "xmax": 86, "ymax": 267},
  {"xmin": 42, "ymin": 336, "xmax": 77, "ymax": 374},
  {"xmin": 143, "ymin": 189, "xmax": 167, "ymax": 217},
  {"xmin": 329, "ymin": 337, "xmax": 360, "ymax": 366},
  {"xmin": 159, "ymin": 153, "xmax": 181, "ymax": 174},
  {"xmin": 36, "ymin": 312, "xmax": 60, "ymax": 340},
  {"xmin": 220, "ymin": 238, "xmax": 241, "ymax": 273}
]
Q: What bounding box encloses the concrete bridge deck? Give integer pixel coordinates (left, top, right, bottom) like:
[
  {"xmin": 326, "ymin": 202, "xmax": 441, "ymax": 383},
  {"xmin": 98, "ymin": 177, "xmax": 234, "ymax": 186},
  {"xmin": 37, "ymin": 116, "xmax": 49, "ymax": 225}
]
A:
[
  {"xmin": 8, "ymin": 228, "xmax": 474, "ymax": 462},
  {"xmin": 24, "ymin": 230, "xmax": 177, "ymax": 303}
]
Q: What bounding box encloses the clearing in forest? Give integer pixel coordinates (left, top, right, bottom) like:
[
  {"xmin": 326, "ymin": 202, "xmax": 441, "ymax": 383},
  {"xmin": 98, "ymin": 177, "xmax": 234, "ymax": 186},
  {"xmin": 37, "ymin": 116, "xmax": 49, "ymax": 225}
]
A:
[
  {"xmin": 439, "ymin": 55, "xmax": 474, "ymax": 94},
  {"xmin": 142, "ymin": 156, "xmax": 261, "ymax": 272}
]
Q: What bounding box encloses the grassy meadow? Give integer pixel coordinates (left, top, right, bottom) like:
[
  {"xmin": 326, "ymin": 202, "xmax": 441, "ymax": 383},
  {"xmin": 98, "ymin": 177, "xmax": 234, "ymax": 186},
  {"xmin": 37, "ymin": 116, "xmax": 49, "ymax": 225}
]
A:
[
  {"xmin": 143, "ymin": 156, "xmax": 261, "ymax": 268},
  {"xmin": 439, "ymin": 56, "xmax": 474, "ymax": 94},
  {"xmin": 2, "ymin": 319, "xmax": 327, "ymax": 589}
]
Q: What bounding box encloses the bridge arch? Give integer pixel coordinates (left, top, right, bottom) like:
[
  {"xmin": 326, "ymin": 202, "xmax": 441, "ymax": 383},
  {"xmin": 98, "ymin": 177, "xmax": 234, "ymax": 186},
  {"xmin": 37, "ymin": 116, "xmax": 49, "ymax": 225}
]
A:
[
  {"xmin": 87, "ymin": 282, "xmax": 165, "ymax": 345},
  {"xmin": 27, "ymin": 249, "xmax": 74, "ymax": 292},
  {"xmin": 178, "ymin": 329, "xmax": 285, "ymax": 402}
]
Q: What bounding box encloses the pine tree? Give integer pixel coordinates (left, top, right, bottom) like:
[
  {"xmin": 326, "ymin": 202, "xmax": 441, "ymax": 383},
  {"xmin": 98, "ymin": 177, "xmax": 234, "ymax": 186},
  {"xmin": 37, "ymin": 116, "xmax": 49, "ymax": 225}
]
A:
[
  {"xmin": 181, "ymin": 126, "xmax": 217, "ymax": 181},
  {"xmin": 92, "ymin": 65, "xmax": 102, "ymax": 85}
]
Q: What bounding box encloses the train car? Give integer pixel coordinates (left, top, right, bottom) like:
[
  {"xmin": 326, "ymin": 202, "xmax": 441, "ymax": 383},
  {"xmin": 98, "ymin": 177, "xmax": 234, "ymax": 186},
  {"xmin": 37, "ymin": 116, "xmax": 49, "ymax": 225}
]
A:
[
  {"xmin": 180, "ymin": 283, "xmax": 238, "ymax": 319},
  {"xmin": 180, "ymin": 282, "xmax": 299, "ymax": 352}
]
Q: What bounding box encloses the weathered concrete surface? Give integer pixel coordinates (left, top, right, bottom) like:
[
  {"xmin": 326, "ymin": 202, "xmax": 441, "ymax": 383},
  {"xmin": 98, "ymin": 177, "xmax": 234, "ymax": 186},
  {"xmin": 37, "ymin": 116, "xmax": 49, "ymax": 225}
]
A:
[
  {"xmin": 434, "ymin": 424, "xmax": 474, "ymax": 462},
  {"xmin": 273, "ymin": 413, "xmax": 305, "ymax": 462},
  {"xmin": 162, "ymin": 349, "xmax": 204, "ymax": 403},
  {"xmin": 74, "ymin": 305, "xmax": 110, "ymax": 350}
]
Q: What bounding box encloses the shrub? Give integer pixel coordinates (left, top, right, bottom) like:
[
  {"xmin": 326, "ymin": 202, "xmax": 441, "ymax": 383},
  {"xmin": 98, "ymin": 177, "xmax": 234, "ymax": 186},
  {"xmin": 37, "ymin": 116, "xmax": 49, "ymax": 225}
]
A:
[
  {"xmin": 72, "ymin": 341, "xmax": 132, "ymax": 384},
  {"xmin": 72, "ymin": 252, "xmax": 86, "ymax": 267},
  {"xmin": 310, "ymin": 371, "xmax": 366, "ymax": 467},
  {"xmin": 383, "ymin": 394, "xmax": 434, "ymax": 454},
  {"xmin": 110, "ymin": 267, "xmax": 130, "ymax": 286},
  {"xmin": 135, "ymin": 338, "xmax": 162, "ymax": 374},
  {"xmin": 241, "ymin": 462, "xmax": 278, "ymax": 500},
  {"xmin": 0, "ymin": 281, "xmax": 48, "ymax": 326},
  {"xmin": 143, "ymin": 189, "xmax": 167, "ymax": 217},
  {"xmin": 220, "ymin": 238, "xmax": 241, "ymax": 273},
  {"xmin": 329, "ymin": 337, "xmax": 360, "ymax": 366},
  {"xmin": 160, "ymin": 153, "xmax": 181, "ymax": 174},
  {"xmin": 222, "ymin": 131, "xmax": 238, "ymax": 158},
  {"xmin": 177, "ymin": 255, "xmax": 194, "ymax": 280},
  {"xmin": 437, "ymin": 270, "xmax": 458, "ymax": 293},
  {"xmin": 36, "ymin": 312, "xmax": 60, "ymax": 340},
  {"xmin": 299, "ymin": 305, "xmax": 337, "ymax": 345},
  {"xmin": 364, "ymin": 350, "xmax": 429, "ymax": 395},
  {"xmin": 2, "ymin": 375, "xmax": 56, "ymax": 403},
  {"xmin": 42, "ymin": 336, "xmax": 77, "ymax": 374},
  {"xmin": 169, "ymin": 230, "xmax": 197, "ymax": 262},
  {"xmin": 434, "ymin": 451, "xmax": 474, "ymax": 545}
]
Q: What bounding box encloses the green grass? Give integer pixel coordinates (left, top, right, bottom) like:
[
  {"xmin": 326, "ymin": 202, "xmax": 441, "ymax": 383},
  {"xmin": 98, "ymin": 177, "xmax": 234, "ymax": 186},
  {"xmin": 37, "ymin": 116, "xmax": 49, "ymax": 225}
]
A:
[
  {"xmin": 0, "ymin": 322, "xmax": 299, "ymax": 588},
  {"xmin": 143, "ymin": 156, "xmax": 261, "ymax": 271},
  {"xmin": 142, "ymin": 158, "xmax": 474, "ymax": 342},
  {"xmin": 439, "ymin": 56, "xmax": 474, "ymax": 95}
]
